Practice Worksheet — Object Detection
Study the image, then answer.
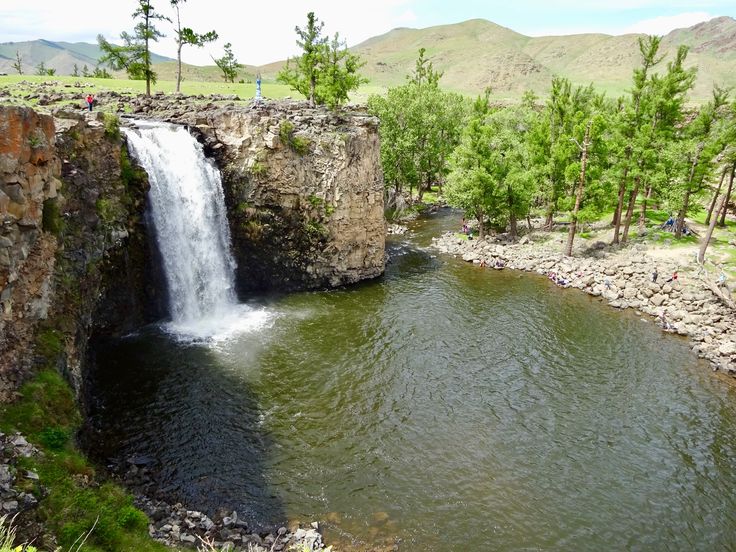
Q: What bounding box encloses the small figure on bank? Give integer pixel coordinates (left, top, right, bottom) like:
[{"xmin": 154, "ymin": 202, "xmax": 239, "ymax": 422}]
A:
[
  {"xmin": 255, "ymin": 72, "xmax": 262, "ymax": 102},
  {"xmin": 85, "ymin": 94, "xmax": 94, "ymax": 111},
  {"xmin": 604, "ymin": 277, "xmax": 612, "ymax": 290},
  {"xmin": 495, "ymin": 259, "xmax": 505, "ymax": 269},
  {"xmin": 479, "ymin": 258, "xmax": 487, "ymax": 268},
  {"xmin": 652, "ymin": 267, "xmax": 658, "ymax": 283},
  {"xmin": 666, "ymin": 270, "xmax": 678, "ymax": 283},
  {"xmin": 461, "ymin": 217, "xmax": 468, "ymax": 235},
  {"xmin": 659, "ymin": 311, "xmax": 671, "ymax": 330}
]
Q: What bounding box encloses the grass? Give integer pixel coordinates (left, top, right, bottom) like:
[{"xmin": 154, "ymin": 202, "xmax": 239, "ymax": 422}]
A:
[
  {"xmin": 0, "ymin": 369, "xmax": 181, "ymax": 552},
  {"xmin": 0, "ymin": 74, "xmax": 385, "ymax": 106}
]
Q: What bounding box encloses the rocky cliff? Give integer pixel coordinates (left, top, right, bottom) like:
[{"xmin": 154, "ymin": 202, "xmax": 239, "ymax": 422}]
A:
[
  {"xmin": 142, "ymin": 99, "xmax": 386, "ymax": 292},
  {"xmin": 0, "ymin": 106, "xmax": 154, "ymax": 400}
]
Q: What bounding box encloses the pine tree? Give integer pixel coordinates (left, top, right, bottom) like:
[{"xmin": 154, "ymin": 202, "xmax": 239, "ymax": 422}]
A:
[
  {"xmin": 12, "ymin": 51, "xmax": 23, "ymax": 75},
  {"xmin": 212, "ymin": 43, "xmax": 242, "ymax": 83},
  {"xmin": 278, "ymin": 12, "xmax": 366, "ymax": 109},
  {"xmin": 98, "ymin": 0, "xmax": 169, "ymax": 96}
]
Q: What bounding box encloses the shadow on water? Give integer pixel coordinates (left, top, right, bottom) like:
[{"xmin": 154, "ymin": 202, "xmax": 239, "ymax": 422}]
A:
[{"xmin": 81, "ymin": 329, "xmax": 286, "ymax": 530}]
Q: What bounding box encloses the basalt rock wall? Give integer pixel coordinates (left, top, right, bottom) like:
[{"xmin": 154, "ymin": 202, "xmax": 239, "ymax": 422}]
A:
[
  {"xmin": 0, "ymin": 106, "xmax": 155, "ymax": 401},
  {"xmin": 154, "ymin": 100, "xmax": 386, "ymax": 292}
]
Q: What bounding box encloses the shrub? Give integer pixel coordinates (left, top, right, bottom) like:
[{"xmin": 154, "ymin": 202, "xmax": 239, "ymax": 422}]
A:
[
  {"xmin": 279, "ymin": 121, "xmax": 311, "ymax": 156},
  {"xmin": 103, "ymin": 113, "xmax": 120, "ymax": 140}
]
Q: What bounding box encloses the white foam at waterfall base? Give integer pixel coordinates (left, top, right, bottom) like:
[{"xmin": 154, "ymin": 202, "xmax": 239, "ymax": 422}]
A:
[{"xmin": 124, "ymin": 121, "xmax": 270, "ymax": 342}]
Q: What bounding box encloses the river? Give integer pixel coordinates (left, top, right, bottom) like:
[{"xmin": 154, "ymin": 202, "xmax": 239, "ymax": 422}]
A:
[{"xmin": 85, "ymin": 209, "xmax": 736, "ymax": 551}]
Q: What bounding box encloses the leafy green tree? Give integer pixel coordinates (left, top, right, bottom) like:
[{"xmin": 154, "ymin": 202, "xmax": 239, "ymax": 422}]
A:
[
  {"xmin": 170, "ymin": 0, "xmax": 218, "ymax": 93},
  {"xmin": 35, "ymin": 62, "xmax": 56, "ymax": 76},
  {"xmin": 278, "ymin": 12, "xmax": 328, "ymax": 106},
  {"xmin": 445, "ymin": 93, "xmax": 496, "ymax": 239},
  {"xmin": 92, "ymin": 66, "xmax": 112, "ymax": 78},
  {"xmin": 212, "ymin": 42, "xmax": 242, "ymax": 83},
  {"xmin": 98, "ymin": 0, "xmax": 169, "ymax": 96},
  {"xmin": 278, "ymin": 12, "xmax": 366, "ymax": 108},
  {"xmin": 671, "ymin": 85, "xmax": 730, "ymax": 238},
  {"xmin": 81, "ymin": 64, "xmax": 90, "ymax": 77},
  {"xmin": 315, "ymin": 33, "xmax": 368, "ymax": 109},
  {"xmin": 368, "ymin": 49, "xmax": 466, "ymax": 204},
  {"xmin": 72, "ymin": 63, "xmax": 80, "ymax": 77}
]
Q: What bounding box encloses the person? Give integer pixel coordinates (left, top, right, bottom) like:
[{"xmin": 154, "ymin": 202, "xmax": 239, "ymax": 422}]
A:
[
  {"xmin": 652, "ymin": 267, "xmax": 658, "ymax": 283},
  {"xmin": 666, "ymin": 270, "xmax": 678, "ymax": 283},
  {"xmin": 479, "ymin": 258, "xmax": 487, "ymax": 268},
  {"xmin": 604, "ymin": 277, "xmax": 612, "ymax": 290},
  {"xmin": 659, "ymin": 311, "xmax": 670, "ymax": 330},
  {"xmin": 718, "ymin": 269, "xmax": 727, "ymax": 289},
  {"xmin": 255, "ymin": 72, "xmax": 262, "ymax": 101},
  {"xmin": 85, "ymin": 94, "xmax": 94, "ymax": 112},
  {"xmin": 461, "ymin": 217, "xmax": 468, "ymax": 235},
  {"xmin": 495, "ymin": 259, "xmax": 505, "ymax": 269}
]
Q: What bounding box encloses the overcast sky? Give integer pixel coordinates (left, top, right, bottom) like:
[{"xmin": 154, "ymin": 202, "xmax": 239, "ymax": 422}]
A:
[{"xmin": 1, "ymin": 0, "xmax": 735, "ymax": 66}]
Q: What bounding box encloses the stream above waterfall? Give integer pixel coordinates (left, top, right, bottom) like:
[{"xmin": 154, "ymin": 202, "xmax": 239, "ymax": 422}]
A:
[{"xmin": 85, "ymin": 209, "xmax": 736, "ymax": 551}]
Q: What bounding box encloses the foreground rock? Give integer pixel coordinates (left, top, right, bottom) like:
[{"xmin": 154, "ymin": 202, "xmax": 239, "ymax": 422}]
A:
[{"xmin": 434, "ymin": 232, "xmax": 736, "ymax": 374}]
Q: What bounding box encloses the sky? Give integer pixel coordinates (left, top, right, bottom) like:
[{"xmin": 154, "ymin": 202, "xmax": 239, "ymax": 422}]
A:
[{"xmin": 1, "ymin": 0, "xmax": 735, "ymax": 66}]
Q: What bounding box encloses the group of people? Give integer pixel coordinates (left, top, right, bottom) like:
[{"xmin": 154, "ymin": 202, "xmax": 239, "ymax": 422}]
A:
[
  {"xmin": 651, "ymin": 267, "xmax": 678, "ymax": 284},
  {"xmin": 479, "ymin": 258, "xmax": 506, "ymax": 270},
  {"xmin": 548, "ymin": 272, "xmax": 570, "ymax": 287}
]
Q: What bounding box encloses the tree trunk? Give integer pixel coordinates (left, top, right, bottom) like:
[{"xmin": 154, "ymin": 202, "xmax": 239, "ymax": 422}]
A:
[
  {"xmin": 638, "ymin": 184, "xmax": 652, "ymax": 235},
  {"xmin": 544, "ymin": 207, "xmax": 554, "ymax": 231},
  {"xmin": 621, "ymin": 176, "xmax": 640, "ymax": 243},
  {"xmin": 719, "ymin": 162, "xmax": 736, "ymax": 227},
  {"xmin": 698, "ymin": 192, "xmax": 727, "ymax": 264},
  {"xmin": 705, "ymin": 167, "xmax": 728, "ymax": 225},
  {"xmin": 176, "ymin": 43, "xmax": 183, "ymax": 93},
  {"xmin": 145, "ymin": 11, "xmax": 151, "ymax": 97},
  {"xmin": 510, "ymin": 211, "xmax": 517, "ymax": 239},
  {"xmin": 477, "ymin": 211, "xmax": 485, "ymax": 240},
  {"xmin": 565, "ymin": 121, "xmax": 592, "ymax": 257},
  {"xmin": 675, "ymin": 144, "xmax": 703, "ymax": 238},
  {"xmin": 612, "ymin": 163, "xmax": 629, "ymax": 244},
  {"xmin": 175, "ymin": 7, "xmax": 182, "ymax": 93},
  {"xmin": 309, "ymin": 75, "xmax": 316, "ymax": 107}
]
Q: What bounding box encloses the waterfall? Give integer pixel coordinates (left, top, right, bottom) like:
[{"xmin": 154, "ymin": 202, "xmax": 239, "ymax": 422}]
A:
[{"xmin": 124, "ymin": 121, "xmax": 264, "ymax": 340}]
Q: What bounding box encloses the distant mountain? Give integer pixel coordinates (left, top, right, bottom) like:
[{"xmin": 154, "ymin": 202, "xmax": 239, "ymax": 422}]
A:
[
  {"xmin": 0, "ymin": 39, "xmax": 173, "ymax": 75},
  {"xmin": 335, "ymin": 16, "xmax": 736, "ymax": 100}
]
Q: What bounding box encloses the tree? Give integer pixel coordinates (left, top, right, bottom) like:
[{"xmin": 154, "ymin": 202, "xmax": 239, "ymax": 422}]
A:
[
  {"xmin": 82, "ymin": 65, "xmax": 90, "ymax": 77},
  {"xmin": 278, "ymin": 12, "xmax": 327, "ymax": 106},
  {"xmin": 98, "ymin": 0, "xmax": 169, "ymax": 96},
  {"xmin": 212, "ymin": 42, "xmax": 242, "ymax": 83},
  {"xmin": 12, "ymin": 51, "xmax": 23, "ymax": 75},
  {"xmin": 170, "ymin": 0, "xmax": 218, "ymax": 93},
  {"xmin": 278, "ymin": 12, "xmax": 366, "ymax": 108},
  {"xmin": 315, "ymin": 33, "xmax": 367, "ymax": 109},
  {"xmin": 368, "ymin": 49, "xmax": 466, "ymax": 204},
  {"xmin": 72, "ymin": 63, "xmax": 80, "ymax": 77},
  {"xmin": 445, "ymin": 93, "xmax": 496, "ymax": 239},
  {"xmin": 35, "ymin": 62, "xmax": 56, "ymax": 76},
  {"xmin": 92, "ymin": 67, "xmax": 112, "ymax": 79}
]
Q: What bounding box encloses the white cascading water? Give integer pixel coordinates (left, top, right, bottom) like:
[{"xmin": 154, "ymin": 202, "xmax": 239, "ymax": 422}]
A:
[{"xmin": 124, "ymin": 121, "xmax": 268, "ymax": 340}]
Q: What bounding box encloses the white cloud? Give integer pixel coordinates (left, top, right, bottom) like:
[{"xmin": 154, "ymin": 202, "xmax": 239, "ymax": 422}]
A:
[{"xmin": 621, "ymin": 11, "xmax": 713, "ymax": 34}]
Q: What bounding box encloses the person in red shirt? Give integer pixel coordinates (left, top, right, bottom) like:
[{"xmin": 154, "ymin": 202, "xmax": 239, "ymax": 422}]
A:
[{"xmin": 86, "ymin": 94, "xmax": 94, "ymax": 112}]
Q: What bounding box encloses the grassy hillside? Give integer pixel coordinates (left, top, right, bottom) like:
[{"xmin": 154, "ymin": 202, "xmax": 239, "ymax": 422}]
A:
[
  {"xmin": 0, "ymin": 39, "xmax": 172, "ymax": 75},
  {"xmin": 2, "ymin": 16, "xmax": 735, "ymax": 102},
  {"xmin": 347, "ymin": 16, "xmax": 736, "ymax": 101}
]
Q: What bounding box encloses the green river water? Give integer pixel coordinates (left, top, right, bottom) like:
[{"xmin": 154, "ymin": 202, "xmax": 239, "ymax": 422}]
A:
[{"xmin": 87, "ymin": 210, "xmax": 736, "ymax": 551}]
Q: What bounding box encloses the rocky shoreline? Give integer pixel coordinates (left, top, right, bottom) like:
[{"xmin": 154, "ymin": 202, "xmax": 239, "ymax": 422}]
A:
[
  {"xmin": 120, "ymin": 460, "xmax": 327, "ymax": 552},
  {"xmin": 433, "ymin": 232, "xmax": 736, "ymax": 375}
]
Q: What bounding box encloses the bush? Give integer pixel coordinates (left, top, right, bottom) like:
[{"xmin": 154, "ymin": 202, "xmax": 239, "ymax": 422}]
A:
[
  {"xmin": 279, "ymin": 121, "xmax": 311, "ymax": 156},
  {"xmin": 103, "ymin": 113, "xmax": 120, "ymax": 140}
]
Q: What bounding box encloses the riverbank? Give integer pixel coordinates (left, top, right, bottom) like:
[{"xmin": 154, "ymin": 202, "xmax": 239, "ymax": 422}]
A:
[{"xmin": 433, "ymin": 231, "xmax": 736, "ymax": 375}]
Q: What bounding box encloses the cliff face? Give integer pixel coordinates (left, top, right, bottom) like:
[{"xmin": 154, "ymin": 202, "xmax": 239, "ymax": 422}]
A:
[
  {"xmin": 0, "ymin": 107, "xmax": 153, "ymax": 400},
  {"xmin": 160, "ymin": 101, "xmax": 386, "ymax": 292}
]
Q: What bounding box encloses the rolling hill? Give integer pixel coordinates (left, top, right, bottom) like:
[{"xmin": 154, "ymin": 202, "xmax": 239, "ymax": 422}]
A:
[
  {"xmin": 2, "ymin": 16, "xmax": 735, "ymax": 101},
  {"xmin": 0, "ymin": 39, "xmax": 173, "ymax": 75},
  {"xmin": 339, "ymin": 16, "xmax": 736, "ymax": 100}
]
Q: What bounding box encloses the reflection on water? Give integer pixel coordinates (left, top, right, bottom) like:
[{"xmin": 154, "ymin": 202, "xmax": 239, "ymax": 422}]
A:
[{"xmin": 86, "ymin": 210, "xmax": 736, "ymax": 550}]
